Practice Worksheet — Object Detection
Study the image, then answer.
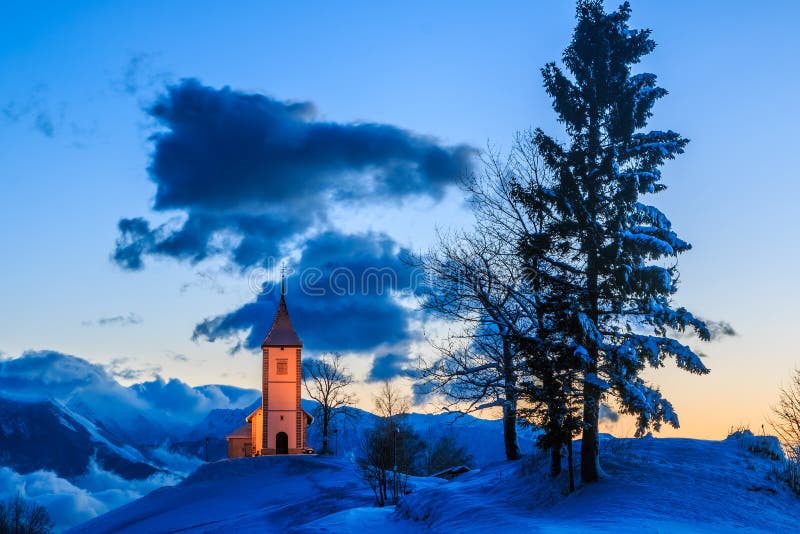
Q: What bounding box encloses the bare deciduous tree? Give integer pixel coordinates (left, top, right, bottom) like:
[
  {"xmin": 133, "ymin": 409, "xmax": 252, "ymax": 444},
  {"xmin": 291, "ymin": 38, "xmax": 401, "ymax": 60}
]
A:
[
  {"xmin": 771, "ymin": 369, "xmax": 800, "ymax": 460},
  {"xmin": 358, "ymin": 381, "xmax": 422, "ymax": 506},
  {"xmin": 411, "ymin": 137, "xmax": 547, "ymax": 461},
  {"xmin": 302, "ymin": 352, "xmax": 356, "ymax": 454},
  {"xmin": 374, "ymin": 379, "xmax": 410, "ymax": 419},
  {"xmin": 0, "ymin": 495, "xmax": 53, "ymax": 534}
]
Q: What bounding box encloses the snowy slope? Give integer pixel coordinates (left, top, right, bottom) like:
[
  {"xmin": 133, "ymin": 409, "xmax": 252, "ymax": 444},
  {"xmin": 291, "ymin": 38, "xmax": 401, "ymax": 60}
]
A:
[
  {"xmin": 68, "ymin": 435, "xmax": 800, "ymax": 533},
  {"xmin": 398, "ymin": 434, "xmax": 800, "ymax": 533},
  {"xmin": 67, "ymin": 455, "xmax": 443, "ymax": 534}
]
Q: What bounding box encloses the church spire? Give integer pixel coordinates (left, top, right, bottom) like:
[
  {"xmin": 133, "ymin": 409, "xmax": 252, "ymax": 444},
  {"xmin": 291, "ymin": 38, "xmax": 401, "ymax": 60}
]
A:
[{"xmin": 261, "ymin": 268, "xmax": 302, "ymax": 347}]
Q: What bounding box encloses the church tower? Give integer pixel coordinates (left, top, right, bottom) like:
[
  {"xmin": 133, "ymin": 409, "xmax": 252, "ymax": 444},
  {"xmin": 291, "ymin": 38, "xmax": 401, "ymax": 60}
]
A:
[
  {"xmin": 259, "ymin": 277, "xmax": 306, "ymax": 454},
  {"xmin": 225, "ymin": 276, "xmax": 312, "ymax": 458}
]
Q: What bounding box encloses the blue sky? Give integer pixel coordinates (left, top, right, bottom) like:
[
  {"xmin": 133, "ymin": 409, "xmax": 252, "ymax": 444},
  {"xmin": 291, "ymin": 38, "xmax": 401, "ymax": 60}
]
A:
[{"xmin": 1, "ymin": 1, "xmax": 798, "ymax": 438}]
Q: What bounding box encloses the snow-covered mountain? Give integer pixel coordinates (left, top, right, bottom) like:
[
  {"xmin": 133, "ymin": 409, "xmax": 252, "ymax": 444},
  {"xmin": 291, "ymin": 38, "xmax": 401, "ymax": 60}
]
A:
[
  {"xmin": 0, "ymin": 351, "xmax": 259, "ymax": 530},
  {"xmin": 0, "ymin": 350, "xmax": 261, "ymax": 446},
  {"xmin": 67, "ymin": 434, "xmax": 800, "ymax": 533},
  {"xmin": 0, "ymin": 397, "xmax": 160, "ymax": 481}
]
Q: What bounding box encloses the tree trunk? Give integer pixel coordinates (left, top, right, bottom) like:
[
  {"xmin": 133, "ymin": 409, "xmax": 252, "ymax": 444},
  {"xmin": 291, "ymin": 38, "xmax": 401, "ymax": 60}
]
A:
[
  {"xmin": 567, "ymin": 436, "xmax": 575, "ymax": 492},
  {"xmin": 581, "ymin": 214, "xmax": 602, "ymax": 482},
  {"xmin": 550, "ymin": 446, "xmax": 562, "ymax": 476},
  {"xmin": 581, "ymin": 377, "xmax": 601, "ymax": 482},
  {"xmin": 502, "ymin": 337, "xmax": 520, "ymax": 460},
  {"xmin": 503, "ymin": 402, "xmax": 520, "ymax": 461},
  {"xmin": 322, "ymin": 409, "xmax": 330, "ymax": 454}
]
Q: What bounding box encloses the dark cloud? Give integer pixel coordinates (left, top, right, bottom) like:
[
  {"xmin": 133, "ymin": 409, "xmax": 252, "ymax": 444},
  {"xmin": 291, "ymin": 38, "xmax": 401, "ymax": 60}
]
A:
[
  {"xmin": 82, "ymin": 313, "xmax": 142, "ymax": 327},
  {"xmin": 366, "ymin": 352, "xmax": 415, "ymax": 383},
  {"xmin": 112, "ymin": 79, "xmax": 475, "ymax": 271},
  {"xmin": 113, "ymin": 212, "xmax": 303, "ymax": 271},
  {"xmin": 193, "ymin": 231, "xmax": 420, "ymax": 353}
]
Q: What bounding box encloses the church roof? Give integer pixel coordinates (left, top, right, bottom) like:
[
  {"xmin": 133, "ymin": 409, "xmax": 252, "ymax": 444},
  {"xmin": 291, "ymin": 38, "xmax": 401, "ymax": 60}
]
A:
[
  {"xmin": 245, "ymin": 406, "xmax": 262, "ymax": 422},
  {"xmin": 261, "ymin": 293, "xmax": 302, "ymax": 348},
  {"xmin": 226, "ymin": 422, "xmax": 251, "ymax": 439}
]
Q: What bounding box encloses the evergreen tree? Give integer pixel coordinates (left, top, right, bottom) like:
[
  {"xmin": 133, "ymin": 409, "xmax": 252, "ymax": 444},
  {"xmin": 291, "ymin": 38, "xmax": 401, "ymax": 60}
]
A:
[
  {"xmin": 517, "ymin": 1, "xmax": 710, "ymax": 482},
  {"xmin": 515, "ymin": 198, "xmax": 585, "ymax": 486}
]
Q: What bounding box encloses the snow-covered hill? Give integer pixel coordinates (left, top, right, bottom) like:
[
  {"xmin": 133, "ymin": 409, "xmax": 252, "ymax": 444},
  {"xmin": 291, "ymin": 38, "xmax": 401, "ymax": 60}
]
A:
[
  {"xmin": 6, "ymin": 350, "xmax": 798, "ymax": 532},
  {"xmin": 398, "ymin": 434, "xmax": 799, "ymax": 532},
  {"xmin": 65, "ymin": 455, "xmax": 421, "ymax": 534},
  {"xmin": 67, "ymin": 434, "xmax": 800, "ymax": 533},
  {"xmin": 0, "ymin": 351, "xmax": 533, "ymax": 531}
]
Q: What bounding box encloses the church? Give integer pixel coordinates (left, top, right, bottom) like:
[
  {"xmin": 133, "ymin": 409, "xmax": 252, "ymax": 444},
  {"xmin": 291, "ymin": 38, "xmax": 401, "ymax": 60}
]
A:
[{"xmin": 226, "ymin": 281, "xmax": 313, "ymax": 457}]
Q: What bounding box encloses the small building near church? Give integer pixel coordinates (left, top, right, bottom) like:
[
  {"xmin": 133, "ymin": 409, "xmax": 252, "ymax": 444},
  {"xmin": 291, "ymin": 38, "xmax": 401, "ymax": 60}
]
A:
[
  {"xmin": 226, "ymin": 422, "xmax": 252, "ymax": 458},
  {"xmin": 226, "ymin": 282, "xmax": 313, "ymax": 457}
]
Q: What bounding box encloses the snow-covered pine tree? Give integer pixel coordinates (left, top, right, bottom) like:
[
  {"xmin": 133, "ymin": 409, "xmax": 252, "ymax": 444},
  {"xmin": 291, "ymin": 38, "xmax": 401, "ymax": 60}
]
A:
[
  {"xmin": 518, "ymin": 0, "xmax": 711, "ymax": 482},
  {"xmin": 515, "ymin": 189, "xmax": 585, "ymax": 485}
]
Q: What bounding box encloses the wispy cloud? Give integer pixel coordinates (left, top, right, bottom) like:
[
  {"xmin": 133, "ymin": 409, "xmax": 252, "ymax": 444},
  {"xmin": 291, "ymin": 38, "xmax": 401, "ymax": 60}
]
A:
[
  {"xmin": 165, "ymin": 351, "xmax": 189, "ymax": 362},
  {"xmin": 106, "ymin": 356, "xmax": 161, "ymax": 381},
  {"xmin": 2, "ymin": 84, "xmax": 60, "ymax": 138},
  {"xmin": 112, "ymin": 52, "xmax": 172, "ymax": 97},
  {"xmin": 179, "ymin": 270, "xmax": 225, "ymax": 295},
  {"xmin": 704, "ymin": 320, "xmax": 737, "ymax": 339},
  {"xmin": 670, "ymin": 318, "xmax": 737, "ymax": 341},
  {"xmin": 82, "ymin": 312, "xmax": 142, "ymax": 327}
]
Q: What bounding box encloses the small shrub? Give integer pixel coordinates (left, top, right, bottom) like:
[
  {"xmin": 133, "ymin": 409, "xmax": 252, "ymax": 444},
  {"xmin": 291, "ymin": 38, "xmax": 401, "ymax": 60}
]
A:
[
  {"xmin": 783, "ymin": 459, "xmax": 800, "ymax": 495},
  {"xmin": 769, "ymin": 458, "xmax": 800, "ymax": 496},
  {"xmin": 728, "ymin": 429, "xmax": 784, "ymax": 461},
  {"xmin": 606, "ymin": 437, "xmax": 634, "ymax": 457}
]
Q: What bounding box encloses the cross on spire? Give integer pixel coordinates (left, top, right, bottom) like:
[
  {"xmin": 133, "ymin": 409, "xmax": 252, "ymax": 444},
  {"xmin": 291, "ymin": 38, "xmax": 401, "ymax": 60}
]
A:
[{"xmin": 262, "ymin": 263, "xmax": 302, "ymax": 348}]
